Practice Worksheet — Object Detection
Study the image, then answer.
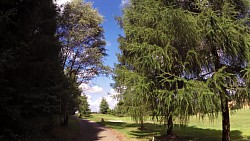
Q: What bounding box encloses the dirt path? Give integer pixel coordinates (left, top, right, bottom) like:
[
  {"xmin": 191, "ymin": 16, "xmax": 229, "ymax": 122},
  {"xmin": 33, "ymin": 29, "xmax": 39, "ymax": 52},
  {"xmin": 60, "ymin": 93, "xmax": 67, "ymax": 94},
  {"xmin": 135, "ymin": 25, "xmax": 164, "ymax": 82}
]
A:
[{"xmin": 74, "ymin": 118, "xmax": 123, "ymax": 141}]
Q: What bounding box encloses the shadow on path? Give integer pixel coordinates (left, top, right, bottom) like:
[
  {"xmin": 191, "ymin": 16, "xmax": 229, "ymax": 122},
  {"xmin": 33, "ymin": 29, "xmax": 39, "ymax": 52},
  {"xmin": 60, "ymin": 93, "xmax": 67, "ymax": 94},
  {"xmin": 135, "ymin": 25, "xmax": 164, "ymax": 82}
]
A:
[
  {"xmin": 73, "ymin": 117, "xmax": 121, "ymax": 141},
  {"xmin": 74, "ymin": 118, "xmax": 104, "ymax": 141}
]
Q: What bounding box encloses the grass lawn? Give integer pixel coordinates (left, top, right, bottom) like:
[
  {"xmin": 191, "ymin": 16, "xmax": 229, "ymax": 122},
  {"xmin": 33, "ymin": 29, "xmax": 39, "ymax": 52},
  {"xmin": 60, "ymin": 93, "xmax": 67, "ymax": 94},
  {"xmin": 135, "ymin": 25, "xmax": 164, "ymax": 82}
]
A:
[{"xmin": 84, "ymin": 109, "xmax": 250, "ymax": 141}]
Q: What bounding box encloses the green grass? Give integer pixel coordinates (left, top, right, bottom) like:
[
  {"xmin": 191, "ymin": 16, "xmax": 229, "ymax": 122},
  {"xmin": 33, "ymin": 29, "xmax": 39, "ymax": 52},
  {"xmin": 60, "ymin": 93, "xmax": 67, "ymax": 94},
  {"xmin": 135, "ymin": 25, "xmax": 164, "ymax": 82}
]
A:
[
  {"xmin": 84, "ymin": 109, "xmax": 250, "ymax": 141},
  {"xmin": 175, "ymin": 109, "xmax": 250, "ymax": 140}
]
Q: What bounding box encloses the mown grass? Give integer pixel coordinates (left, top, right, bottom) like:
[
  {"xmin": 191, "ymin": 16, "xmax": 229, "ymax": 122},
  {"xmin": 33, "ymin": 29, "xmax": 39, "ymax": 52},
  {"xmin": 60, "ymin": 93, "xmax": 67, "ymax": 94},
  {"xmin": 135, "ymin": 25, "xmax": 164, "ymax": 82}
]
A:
[{"xmin": 85, "ymin": 109, "xmax": 250, "ymax": 141}]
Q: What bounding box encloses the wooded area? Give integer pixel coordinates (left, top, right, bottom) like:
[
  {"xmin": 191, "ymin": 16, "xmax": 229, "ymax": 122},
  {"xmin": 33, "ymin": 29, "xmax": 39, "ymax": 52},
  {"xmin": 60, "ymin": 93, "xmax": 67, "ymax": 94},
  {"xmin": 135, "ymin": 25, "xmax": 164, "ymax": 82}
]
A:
[
  {"xmin": 1, "ymin": 0, "xmax": 250, "ymax": 141},
  {"xmin": 0, "ymin": 0, "xmax": 107, "ymax": 140}
]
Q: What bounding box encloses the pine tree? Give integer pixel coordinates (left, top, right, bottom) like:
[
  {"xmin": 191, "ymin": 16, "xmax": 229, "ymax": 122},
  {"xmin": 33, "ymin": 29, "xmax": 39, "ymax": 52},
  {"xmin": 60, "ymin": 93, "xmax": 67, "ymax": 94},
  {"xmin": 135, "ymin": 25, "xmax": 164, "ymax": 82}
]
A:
[
  {"xmin": 99, "ymin": 97, "xmax": 109, "ymax": 114},
  {"xmin": 79, "ymin": 95, "xmax": 91, "ymax": 117},
  {"xmin": 0, "ymin": 0, "xmax": 64, "ymax": 139}
]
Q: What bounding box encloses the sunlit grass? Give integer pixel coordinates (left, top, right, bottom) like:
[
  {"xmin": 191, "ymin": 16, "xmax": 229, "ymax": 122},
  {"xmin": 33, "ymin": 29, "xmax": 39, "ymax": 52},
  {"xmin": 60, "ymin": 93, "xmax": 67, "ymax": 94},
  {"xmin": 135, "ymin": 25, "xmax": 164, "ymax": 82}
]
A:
[{"xmin": 84, "ymin": 109, "xmax": 250, "ymax": 141}]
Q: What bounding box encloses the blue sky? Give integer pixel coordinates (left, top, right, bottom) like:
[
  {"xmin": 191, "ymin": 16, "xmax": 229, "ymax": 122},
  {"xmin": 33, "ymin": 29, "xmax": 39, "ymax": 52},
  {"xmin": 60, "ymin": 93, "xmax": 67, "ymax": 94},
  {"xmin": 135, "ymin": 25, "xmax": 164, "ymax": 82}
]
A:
[
  {"xmin": 56, "ymin": 0, "xmax": 128, "ymax": 112},
  {"xmin": 83, "ymin": 0, "xmax": 123, "ymax": 112}
]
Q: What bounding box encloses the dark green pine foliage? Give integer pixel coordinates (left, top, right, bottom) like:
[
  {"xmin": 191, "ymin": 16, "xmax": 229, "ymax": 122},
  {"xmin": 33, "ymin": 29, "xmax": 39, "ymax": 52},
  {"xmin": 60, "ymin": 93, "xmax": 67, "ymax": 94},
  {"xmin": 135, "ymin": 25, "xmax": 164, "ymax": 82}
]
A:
[
  {"xmin": 0, "ymin": 0, "xmax": 64, "ymax": 139},
  {"xmin": 115, "ymin": 0, "xmax": 220, "ymax": 135},
  {"xmin": 79, "ymin": 94, "xmax": 91, "ymax": 117},
  {"xmin": 58, "ymin": 71, "xmax": 82, "ymax": 126},
  {"xmin": 99, "ymin": 97, "xmax": 109, "ymax": 114},
  {"xmin": 112, "ymin": 100, "xmax": 125, "ymax": 117}
]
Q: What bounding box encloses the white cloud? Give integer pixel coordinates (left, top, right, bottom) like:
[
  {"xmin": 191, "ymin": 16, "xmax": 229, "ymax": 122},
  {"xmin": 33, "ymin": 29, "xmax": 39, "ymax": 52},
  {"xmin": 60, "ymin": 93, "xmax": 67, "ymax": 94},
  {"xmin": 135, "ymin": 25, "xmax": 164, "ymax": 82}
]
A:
[
  {"xmin": 79, "ymin": 83, "xmax": 90, "ymax": 91},
  {"xmin": 105, "ymin": 95, "xmax": 118, "ymax": 110},
  {"xmin": 54, "ymin": 0, "xmax": 72, "ymax": 6},
  {"xmin": 109, "ymin": 88, "xmax": 120, "ymax": 95},
  {"xmin": 86, "ymin": 94, "xmax": 91, "ymax": 100},
  {"xmin": 89, "ymin": 85, "xmax": 104, "ymax": 93},
  {"xmin": 79, "ymin": 83, "xmax": 104, "ymax": 94},
  {"xmin": 106, "ymin": 41, "xmax": 111, "ymax": 47},
  {"xmin": 86, "ymin": 94, "xmax": 101, "ymax": 112},
  {"xmin": 87, "ymin": 94, "xmax": 118, "ymax": 112},
  {"xmin": 120, "ymin": 0, "xmax": 130, "ymax": 7}
]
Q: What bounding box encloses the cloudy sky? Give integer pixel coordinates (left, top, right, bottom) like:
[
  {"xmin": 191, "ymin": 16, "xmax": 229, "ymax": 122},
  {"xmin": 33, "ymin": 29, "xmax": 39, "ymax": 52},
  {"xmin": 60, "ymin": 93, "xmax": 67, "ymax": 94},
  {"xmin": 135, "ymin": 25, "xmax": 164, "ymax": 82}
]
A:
[{"xmin": 55, "ymin": 0, "xmax": 129, "ymax": 112}]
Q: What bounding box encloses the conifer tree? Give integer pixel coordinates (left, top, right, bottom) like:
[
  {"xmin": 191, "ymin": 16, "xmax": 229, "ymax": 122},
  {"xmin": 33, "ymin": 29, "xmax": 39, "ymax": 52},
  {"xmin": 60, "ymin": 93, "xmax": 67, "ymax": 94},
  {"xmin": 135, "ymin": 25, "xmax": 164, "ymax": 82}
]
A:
[
  {"xmin": 0, "ymin": 0, "xmax": 64, "ymax": 139},
  {"xmin": 114, "ymin": 0, "xmax": 214, "ymax": 135},
  {"xmin": 79, "ymin": 95, "xmax": 91, "ymax": 117},
  {"xmin": 196, "ymin": 1, "xmax": 250, "ymax": 140},
  {"xmin": 100, "ymin": 97, "xmax": 109, "ymax": 114},
  {"xmin": 115, "ymin": 0, "xmax": 250, "ymax": 139},
  {"xmin": 114, "ymin": 66, "xmax": 152, "ymax": 129}
]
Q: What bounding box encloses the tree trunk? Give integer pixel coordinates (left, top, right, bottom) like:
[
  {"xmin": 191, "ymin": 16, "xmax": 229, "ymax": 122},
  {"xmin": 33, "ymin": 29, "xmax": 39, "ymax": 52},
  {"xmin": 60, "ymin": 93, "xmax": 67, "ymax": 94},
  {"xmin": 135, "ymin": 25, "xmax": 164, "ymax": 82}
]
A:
[
  {"xmin": 212, "ymin": 43, "xmax": 230, "ymax": 141},
  {"xmin": 221, "ymin": 97, "xmax": 230, "ymax": 141},
  {"xmin": 64, "ymin": 113, "xmax": 69, "ymax": 125},
  {"xmin": 59, "ymin": 93, "xmax": 63, "ymax": 125},
  {"xmin": 59, "ymin": 114, "xmax": 63, "ymax": 125},
  {"xmin": 63, "ymin": 105, "xmax": 69, "ymax": 126},
  {"xmin": 140, "ymin": 119, "xmax": 144, "ymax": 130},
  {"xmin": 167, "ymin": 115, "xmax": 173, "ymax": 135},
  {"xmin": 60, "ymin": 104, "xmax": 69, "ymax": 126}
]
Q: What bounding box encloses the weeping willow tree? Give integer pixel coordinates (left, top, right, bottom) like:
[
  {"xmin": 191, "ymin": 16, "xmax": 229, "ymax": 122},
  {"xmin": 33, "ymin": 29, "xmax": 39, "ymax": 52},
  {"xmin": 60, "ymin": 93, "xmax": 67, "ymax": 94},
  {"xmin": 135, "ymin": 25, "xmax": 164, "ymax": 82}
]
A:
[
  {"xmin": 114, "ymin": 0, "xmax": 220, "ymax": 136},
  {"xmin": 196, "ymin": 1, "xmax": 250, "ymax": 140}
]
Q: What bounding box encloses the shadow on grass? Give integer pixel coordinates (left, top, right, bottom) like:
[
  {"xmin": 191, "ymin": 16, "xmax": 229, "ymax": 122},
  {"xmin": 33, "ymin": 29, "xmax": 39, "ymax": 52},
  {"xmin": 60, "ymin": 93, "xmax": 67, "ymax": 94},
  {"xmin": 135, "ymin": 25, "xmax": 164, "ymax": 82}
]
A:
[
  {"xmin": 97, "ymin": 121, "xmax": 128, "ymax": 129},
  {"xmin": 155, "ymin": 125, "xmax": 250, "ymax": 141},
  {"xmin": 99, "ymin": 121, "xmax": 250, "ymax": 141}
]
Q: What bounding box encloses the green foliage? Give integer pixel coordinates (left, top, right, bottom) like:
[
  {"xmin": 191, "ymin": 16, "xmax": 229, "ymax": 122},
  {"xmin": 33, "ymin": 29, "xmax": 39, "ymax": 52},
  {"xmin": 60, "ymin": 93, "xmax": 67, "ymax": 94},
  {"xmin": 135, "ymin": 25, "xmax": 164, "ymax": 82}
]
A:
[
  {"xmin": 0, "ymin": 0, "xmax": 65, "ymax": 139},
  {"xmin": 111, "ymin": 101, "xmax": 126, "ymax": 117},
  {"xmin": 114, "ymin": 0, "xmax": 206, "ymax": 134},
  {"xmin": 115, "ymin": 0, "xmax": 250, "ymax": 138},
  {"xmin": 79, "ymin": 95, "xmax": 91, "ymax": 117},
  {"xmin": 58, "ymin": 0, "xmax": 108, "ymax": 82},
  {"xmin": 100, "ymin": 97, "xmax": 110, "ymax": 114},
  {"xmin": 114, "ymin": 66, "xmax": 152, "ymax": 128},
  {"xmin": 196, "ymin": 1, "xmax": 250, "ymax": 139},
  {"xmin": 57, "ymin": 0, "xmax": 108, "ymax": 125},
  {"xmin": 0, "ymin": 0, "xmax": 107, "ymax": 139}
]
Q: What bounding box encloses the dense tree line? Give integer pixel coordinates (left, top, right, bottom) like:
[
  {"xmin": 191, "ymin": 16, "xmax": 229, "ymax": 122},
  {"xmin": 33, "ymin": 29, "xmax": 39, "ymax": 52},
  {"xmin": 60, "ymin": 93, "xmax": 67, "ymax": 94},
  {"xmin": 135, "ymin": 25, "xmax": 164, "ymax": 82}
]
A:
[
  {"xmin": 114, "ymin": 0, "xmax": 250, "ymax": 140},
  {"xmin": 0, "ymin": 0, "xmax": 106, "ymax": 140}
]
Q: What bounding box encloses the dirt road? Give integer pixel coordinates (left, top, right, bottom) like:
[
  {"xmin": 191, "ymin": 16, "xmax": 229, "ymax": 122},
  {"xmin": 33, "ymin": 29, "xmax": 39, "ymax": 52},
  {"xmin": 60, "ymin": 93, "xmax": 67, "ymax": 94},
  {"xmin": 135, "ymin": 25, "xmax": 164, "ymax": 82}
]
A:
[{"xmin": 74, "ymin": 118, "xmax": 122, "ymax": 141}]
